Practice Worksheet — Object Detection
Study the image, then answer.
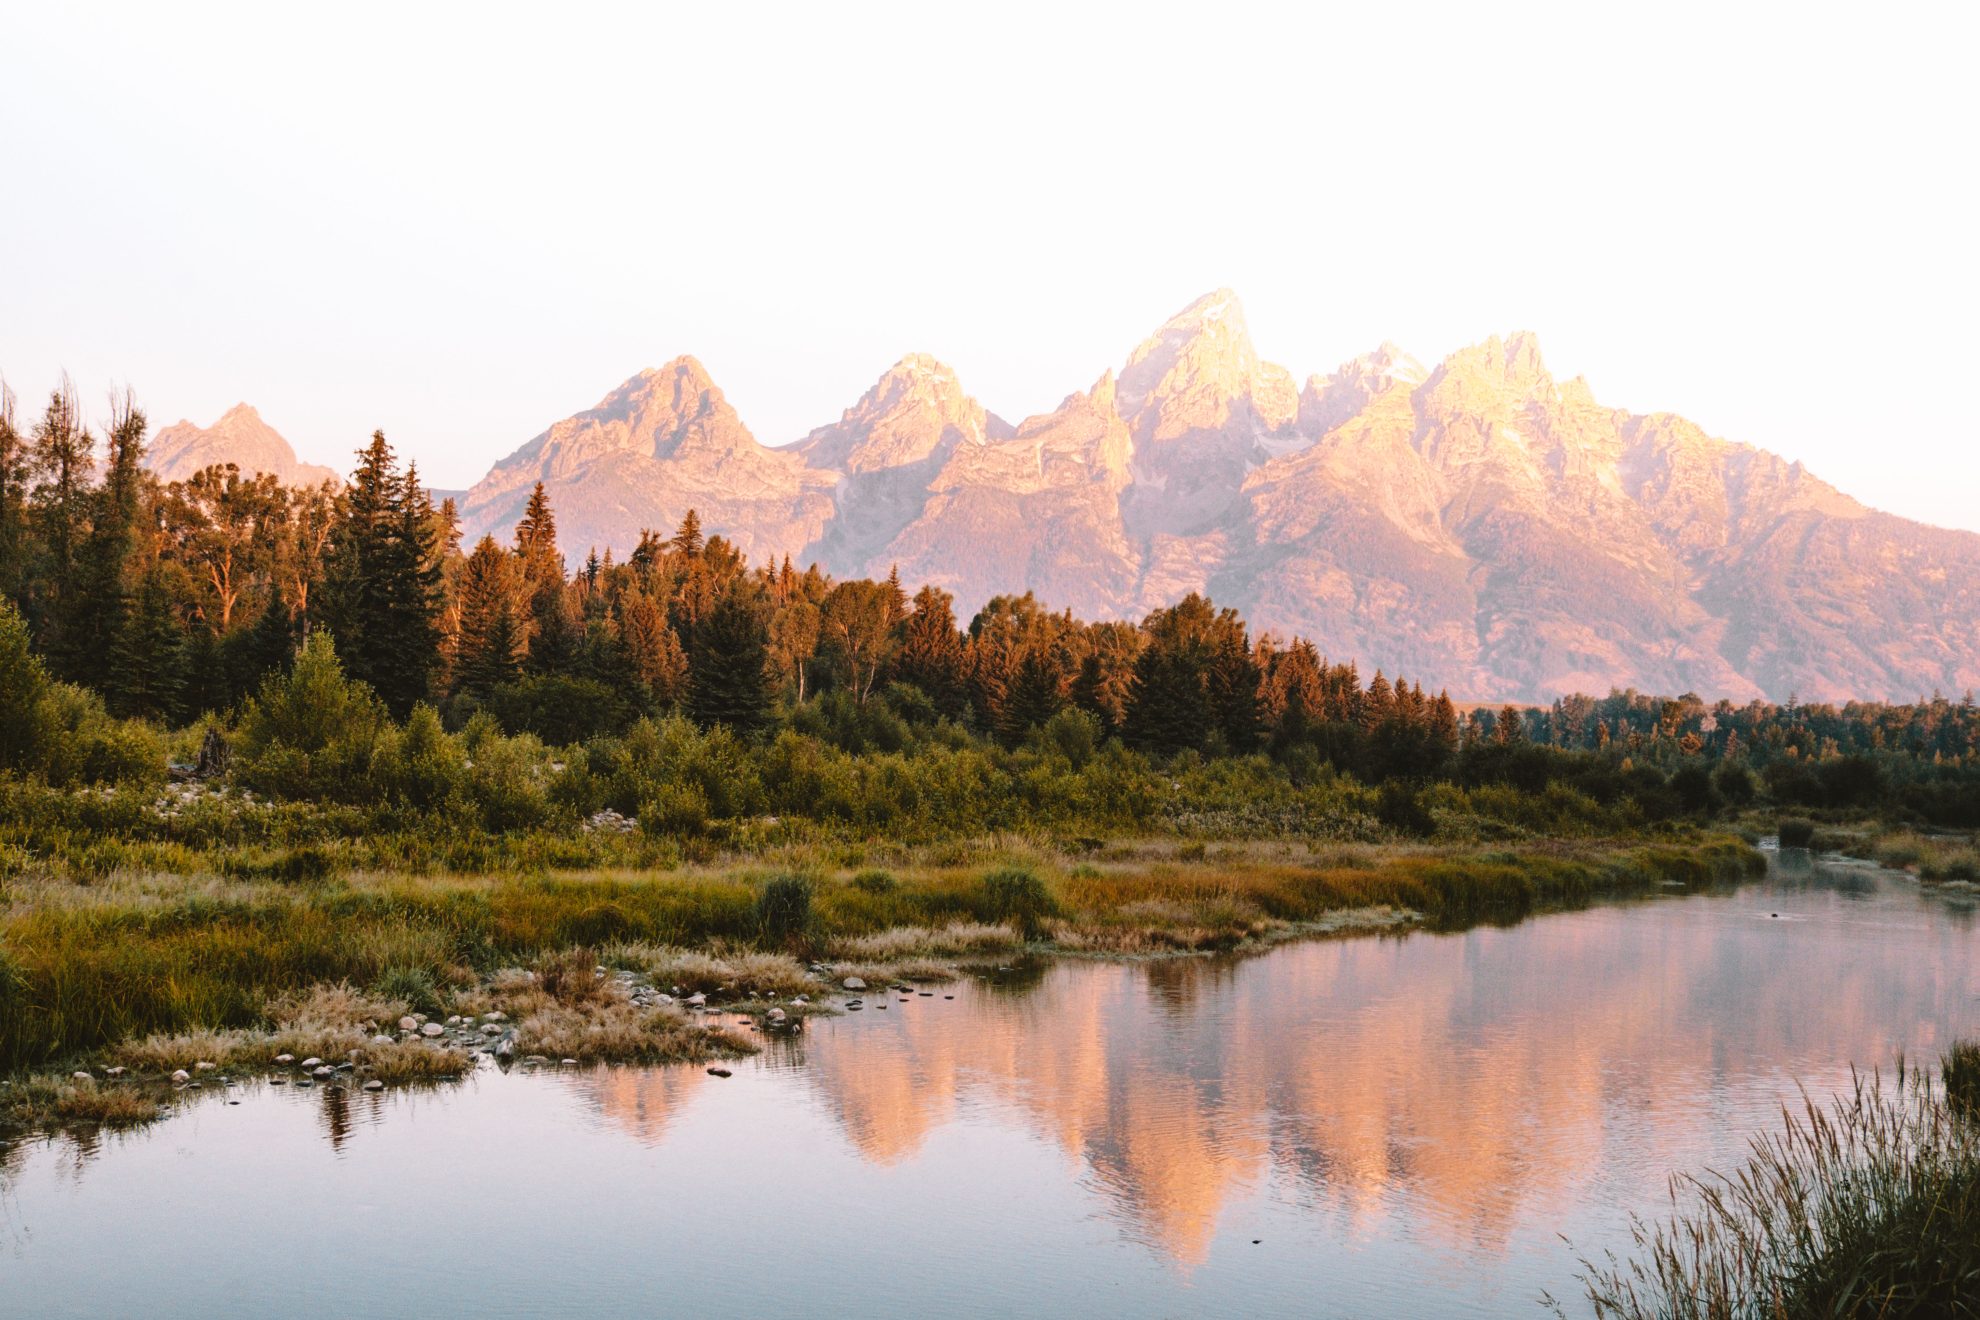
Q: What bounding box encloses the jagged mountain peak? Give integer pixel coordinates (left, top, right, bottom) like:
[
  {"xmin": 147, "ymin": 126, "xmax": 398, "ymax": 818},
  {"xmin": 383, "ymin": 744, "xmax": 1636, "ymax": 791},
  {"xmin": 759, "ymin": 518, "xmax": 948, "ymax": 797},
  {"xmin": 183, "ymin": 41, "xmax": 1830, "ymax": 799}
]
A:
[
  {"xmin": 1433, "ymin": 331, "xmax": 1555, "ymax": 394},
  {"xmin": 1298, "ymin": 342, "xmax": 1429, "ymax": 440},
  {"xmin": 441, "ymin": 293, "xmax": 1979, "ymax": 705},
  {"xmin": 1118, "ymin": 289, "xmax": 1261, "ymax": 411},
  {"xmin": 145, "ymin": 403, "xmax": 339, "ymax": 487},
  {"xmin": 796, "ymin": 352, "xmax": 1005, "ymax": 475},
  {"xmin": 854, "ymin": 353, "xmax": 972, "ymax": 416}
]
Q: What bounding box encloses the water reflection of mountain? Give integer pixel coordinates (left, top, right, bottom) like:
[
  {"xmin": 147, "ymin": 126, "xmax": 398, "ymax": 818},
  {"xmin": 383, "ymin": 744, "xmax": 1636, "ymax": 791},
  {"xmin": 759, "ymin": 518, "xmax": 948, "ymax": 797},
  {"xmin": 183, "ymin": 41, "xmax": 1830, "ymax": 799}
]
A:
[{"xmin": 576, "ymin": 865, "xmax": 1980, "ymax": 1267}]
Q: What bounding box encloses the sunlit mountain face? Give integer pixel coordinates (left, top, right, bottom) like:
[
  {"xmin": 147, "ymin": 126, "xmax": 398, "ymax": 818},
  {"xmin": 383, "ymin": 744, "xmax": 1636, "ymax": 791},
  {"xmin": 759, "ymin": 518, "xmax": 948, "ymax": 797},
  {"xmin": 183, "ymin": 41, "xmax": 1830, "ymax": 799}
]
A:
[{"xmin": 438, "ymin": 290, "xmax": 1978, "ymax": 704}]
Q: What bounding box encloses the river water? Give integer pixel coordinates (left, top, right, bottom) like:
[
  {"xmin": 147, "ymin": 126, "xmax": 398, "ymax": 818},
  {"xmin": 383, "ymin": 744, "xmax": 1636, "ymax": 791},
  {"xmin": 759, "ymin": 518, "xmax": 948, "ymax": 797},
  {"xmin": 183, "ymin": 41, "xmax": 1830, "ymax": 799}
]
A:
[{"xmin": 3, "ymin": 852, "xmax": 1976, "ymax": 1318}]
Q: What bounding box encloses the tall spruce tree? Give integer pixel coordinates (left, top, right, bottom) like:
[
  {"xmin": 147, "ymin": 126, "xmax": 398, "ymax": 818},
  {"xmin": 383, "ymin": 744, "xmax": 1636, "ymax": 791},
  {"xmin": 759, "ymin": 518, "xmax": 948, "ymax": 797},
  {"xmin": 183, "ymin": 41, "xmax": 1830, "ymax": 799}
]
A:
[
  {"xmin": 321, "ymin": 432, "xmax": 442, "ymax": 716},
  {"xmin": 896, "ymin": 585, "xmax": 967, "ymax": 719},
  {"xmin": 106, "ymin": 563, "xmax": 184, "ymax": 721},
  {"xmin": 235, "ymin": 582, "xmax": 299, "ymax": 699},
  {"xmin": 26, "ymin": 382, "xmax": 95, "ymax": 671},
  {"xmin": 999, "ymin": 646, "xmax": 1064, "ymax": 744},
  {"xmin": 686, "ymin": 580, "xmax": 771, "ymax": 733},
  {"xmin": 70, "ymin": 391, "xmax": 149, "ymax": 677},
  {"xmin": 452, "ymin": 534, "xmax": 528, "ymax": 698}
]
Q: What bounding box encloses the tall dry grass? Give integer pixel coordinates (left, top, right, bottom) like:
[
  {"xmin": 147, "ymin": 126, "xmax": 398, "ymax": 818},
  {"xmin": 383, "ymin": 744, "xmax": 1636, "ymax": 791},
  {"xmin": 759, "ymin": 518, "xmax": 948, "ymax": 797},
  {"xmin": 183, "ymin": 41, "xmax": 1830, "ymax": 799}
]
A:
[{"xmin": 1566, "ymin": 1053, "xmax": 1980, "ymax": 1319}]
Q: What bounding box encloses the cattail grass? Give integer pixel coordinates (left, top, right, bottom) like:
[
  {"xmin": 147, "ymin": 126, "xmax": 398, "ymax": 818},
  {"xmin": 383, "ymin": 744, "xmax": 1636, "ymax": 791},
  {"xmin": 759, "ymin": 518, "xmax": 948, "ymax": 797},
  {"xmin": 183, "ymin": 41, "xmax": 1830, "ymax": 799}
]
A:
[{"xmin": 1567, "ymin": 1052, "xmax": 1980, "ymax": 1319}]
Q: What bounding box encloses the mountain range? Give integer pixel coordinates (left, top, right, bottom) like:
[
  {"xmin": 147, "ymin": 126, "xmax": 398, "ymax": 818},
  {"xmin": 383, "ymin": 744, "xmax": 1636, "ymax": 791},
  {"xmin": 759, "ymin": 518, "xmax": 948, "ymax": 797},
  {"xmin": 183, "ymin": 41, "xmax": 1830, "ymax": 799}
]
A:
[{"xmin": 155, "ymin": 293, "xmax": 1980, "ymax": 703}]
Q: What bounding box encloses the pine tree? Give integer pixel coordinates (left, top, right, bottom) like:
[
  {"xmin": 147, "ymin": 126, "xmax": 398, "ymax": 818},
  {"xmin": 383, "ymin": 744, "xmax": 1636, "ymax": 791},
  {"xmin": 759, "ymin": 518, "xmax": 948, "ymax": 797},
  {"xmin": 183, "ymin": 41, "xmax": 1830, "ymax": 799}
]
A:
[
  {"xmin": 1206, "ymin": 622, "xmax": 1263, "ymax": 753},
  {"xmin": 526, "ymin": 582, "xmax": 582, "ymax": 676},
  {"xmin": 1124, "ymin": 645, "xmax": 1209, "ymax": 755},
  {"xmin": 27, "ymin": 382, "xmax": 95, "ymax": 671},
  {"xmin": 686, "ymin": 580, "xmax": 771, "ymax": 733},
  {"xmin": 320, "ymin": 433, "xmax": 442, "ymax": 716},
  {"xmin": 618, "ymin": 588, "xmax": 687, "ymax": 706},
  {"xmin": 106, "ymin": 564, "xmax": 184, "ymax": 721},
  {"xmin": 514, "ymin": 482, "xmax": 558, "ymax": 560},
  {"xmin": 1494, "ymin": 704, "xmax": 1525, "ymax": 745},
  {"xmin": 897, "ymin": 585, "xmax": 967, "ymax": 718},
  {"xmin": 71, "ymin": 392, "xmax": 148, "ymax": 672},
  {"xmin": 1267, "ymin": 638, "xmax": 1327, "ymax": 750},
  {"xmin": 452, "ymin": 534, "xmax": 528, "ymax": 698},
  {"xmin": 670, "ymin": 508, "xmax": 704, "ymax": 558},
  {"xmin": 999, "ymin": 646, "xmax": 1064, "ymax": 744},
  {"xmin": 237, "ymin": 582, "xmax": 299, "ymax": 696}
]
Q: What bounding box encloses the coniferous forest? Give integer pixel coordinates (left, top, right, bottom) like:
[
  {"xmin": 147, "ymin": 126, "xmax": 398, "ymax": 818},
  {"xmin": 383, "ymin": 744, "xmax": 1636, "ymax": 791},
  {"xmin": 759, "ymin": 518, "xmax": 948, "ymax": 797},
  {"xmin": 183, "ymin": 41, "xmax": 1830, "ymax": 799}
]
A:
[{"xmin": 2, "ymin": 382, "xmax": 1978, "ymax": 836}]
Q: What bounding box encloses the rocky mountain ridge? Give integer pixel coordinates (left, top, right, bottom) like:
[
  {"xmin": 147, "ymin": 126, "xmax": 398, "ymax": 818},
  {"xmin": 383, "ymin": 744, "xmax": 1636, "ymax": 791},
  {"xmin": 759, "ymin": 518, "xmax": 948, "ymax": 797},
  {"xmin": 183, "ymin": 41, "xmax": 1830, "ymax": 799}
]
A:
[{"xmin": 189, "ymin": 293, "xmax": 1980, "ymax": 702}]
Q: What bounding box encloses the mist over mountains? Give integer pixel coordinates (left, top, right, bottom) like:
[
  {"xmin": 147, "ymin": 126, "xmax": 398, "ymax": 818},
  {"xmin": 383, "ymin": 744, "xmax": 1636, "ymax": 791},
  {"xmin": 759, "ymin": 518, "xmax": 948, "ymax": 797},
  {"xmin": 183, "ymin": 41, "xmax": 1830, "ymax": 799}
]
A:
[{"xmin": 155, "ymin": 292, "xmax": 1980, "ymax": 704}]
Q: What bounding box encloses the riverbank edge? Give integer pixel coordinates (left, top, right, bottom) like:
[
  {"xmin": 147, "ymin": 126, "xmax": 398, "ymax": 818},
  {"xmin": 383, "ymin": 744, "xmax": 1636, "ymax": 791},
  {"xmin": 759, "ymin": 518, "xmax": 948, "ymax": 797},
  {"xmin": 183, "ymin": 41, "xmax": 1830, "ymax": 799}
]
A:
[{"xmin": 1, "ymin": 832, "xmax": 1764, "ymax": 1137}]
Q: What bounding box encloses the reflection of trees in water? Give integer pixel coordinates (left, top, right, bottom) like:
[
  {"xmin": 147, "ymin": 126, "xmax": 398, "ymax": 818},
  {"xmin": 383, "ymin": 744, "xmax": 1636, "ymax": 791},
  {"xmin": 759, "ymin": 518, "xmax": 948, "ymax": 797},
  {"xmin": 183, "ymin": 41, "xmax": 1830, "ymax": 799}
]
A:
[{"xmin": 317, "ymin": 1084, "xmax": 352, "ymax": 1150}]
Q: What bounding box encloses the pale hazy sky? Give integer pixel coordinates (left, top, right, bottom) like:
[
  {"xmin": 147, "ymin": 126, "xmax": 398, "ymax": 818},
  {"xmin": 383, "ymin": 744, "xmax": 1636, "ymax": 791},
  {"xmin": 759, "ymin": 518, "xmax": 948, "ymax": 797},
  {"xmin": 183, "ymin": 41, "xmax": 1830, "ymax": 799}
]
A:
[{"xmin": 3, "ymin": 2, "xmax": 1975, "ymax": 528}]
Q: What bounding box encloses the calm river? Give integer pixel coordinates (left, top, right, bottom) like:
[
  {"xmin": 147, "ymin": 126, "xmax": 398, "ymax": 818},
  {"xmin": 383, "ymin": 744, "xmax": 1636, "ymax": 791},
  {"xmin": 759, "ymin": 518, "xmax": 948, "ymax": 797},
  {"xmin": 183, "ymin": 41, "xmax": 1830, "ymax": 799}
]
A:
[{"xmin": 3, "ymin": 851, "xmax": 1977, "ymax": 1317}]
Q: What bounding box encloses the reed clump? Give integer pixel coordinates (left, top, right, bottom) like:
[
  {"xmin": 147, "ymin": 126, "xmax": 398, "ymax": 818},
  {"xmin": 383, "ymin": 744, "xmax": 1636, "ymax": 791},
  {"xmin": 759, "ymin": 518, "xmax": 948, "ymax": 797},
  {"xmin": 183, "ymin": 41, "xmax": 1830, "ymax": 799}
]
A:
[{"xmin": 1568, "ymin": 1049, "xmax": 1980, "ymax": 1319}]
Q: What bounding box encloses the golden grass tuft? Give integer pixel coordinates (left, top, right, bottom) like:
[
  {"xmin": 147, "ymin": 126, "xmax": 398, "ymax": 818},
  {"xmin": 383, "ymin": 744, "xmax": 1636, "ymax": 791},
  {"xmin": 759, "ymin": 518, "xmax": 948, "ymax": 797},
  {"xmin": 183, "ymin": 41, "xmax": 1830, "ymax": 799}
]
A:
[
  {"xmin": 605, "ymin": 945, "xmax": 816, "ymax": 998},
  {"xmin": 829, "ymin": 922, "xmax": 1019, "ymax": 961},
  {"xmin": 511, "ymin": 999, "xmax": 757, "ymax": 1064}
]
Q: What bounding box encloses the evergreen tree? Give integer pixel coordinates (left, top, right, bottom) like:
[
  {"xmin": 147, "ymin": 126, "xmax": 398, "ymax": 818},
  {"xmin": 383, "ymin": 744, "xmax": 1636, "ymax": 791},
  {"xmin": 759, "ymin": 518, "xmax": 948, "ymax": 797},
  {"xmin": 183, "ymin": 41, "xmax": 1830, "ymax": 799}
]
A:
[
  {"xmin": 686, "ymin": 580, "xmax": 771, "ymax": 733},
  {"xmin": 452, "ymin": 534, "xmax": 528, "ymax": 698},
  {"xmin": 514, "ymin": 482, "xmax": 558, "ymax": 561},
  {"xmin": 26, "ymin": 382, "xmax": 95, "ymax": 670},
  {"xmin": 1206, "ymin": 622, "xmax": 1263, "ymax": 753},
  {"xmin": 670, "ymin": 508, "xmax": 704, "ymax": 558},
  {"xmin": 236, "ymin": 582, "xmax": 299, "ymax": 697},
  {"xmin": 896, "ymin": 585, "xmax": 966, "ymax": 718},
  {"xmin": 999, "ymin": 646, "xmax": 1064, "ymax": 744},
  {"xmin": 70, "ymin": 391, "xmax": 148, "ymax": 674},
  {"xmin": 320, "ymin": 432, "xmax": 442, "ymax": 716},
  {"xmin": 1124, "ymin": 645, "xmax": 1209, "ymax": 755},
  {"xmin": 1267, "ymin": 637, "xmax": 1327, "ymax": 751},
  {"xmin": 1123, "ymin": 594, "xmax": 1227, "ymax": 756},
  {"xmin": 618, "ymin": 588, "xmax": 688, "ymax": 707},
  {"xmin": 106, "ymin": 563, "xmax": 184, "ymax": 721}
]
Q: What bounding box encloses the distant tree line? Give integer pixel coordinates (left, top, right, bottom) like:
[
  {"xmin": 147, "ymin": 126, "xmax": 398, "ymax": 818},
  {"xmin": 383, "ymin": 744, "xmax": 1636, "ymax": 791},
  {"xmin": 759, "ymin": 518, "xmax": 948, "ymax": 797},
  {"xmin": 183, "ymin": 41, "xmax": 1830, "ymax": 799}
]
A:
[{"xmin": 2, "ymin": 381, "xmax": 1976, "ymax": 826}]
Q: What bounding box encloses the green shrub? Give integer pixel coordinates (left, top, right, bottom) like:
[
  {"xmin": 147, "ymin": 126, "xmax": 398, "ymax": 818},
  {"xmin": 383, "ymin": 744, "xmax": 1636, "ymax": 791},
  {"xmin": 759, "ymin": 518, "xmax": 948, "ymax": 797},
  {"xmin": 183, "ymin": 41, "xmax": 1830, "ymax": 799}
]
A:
[
  {"xmin": 1039, "ymin": 707, "xmax": 1101, "ymax": 769},
  {"xmin": 851, "ymin": 868, "xmax": 898, "ymax": 894},
  {"xmin": 642, "ymin": 780, "xmax": 709, "ymax": 838},
  {"xmin": 376, "ymin": 704, "xmax": 468, "ymax": 811},
  {"xmin": 980, "ymin": 865, "xmax": 1056, "ymax": 941},
  {"xmin": 1920, "ymin": 849, "xmax": 1980, "ymax": 883},
  {"xmin": 466, "ymin": 730, "xmax": 552, "ymax": 831},
  {"xmin": 1778, "ymin": 817, "xmax": 1817, "ymax": 849},
  {"xmin": 486, "ymin": 674, "xmax": 630, "ymax": 747},
  {"xmin": 755, "ymin": 873, "xmax": 815, "ymax": 948},
  {"xmin": 235, "ymin": 632, "xmax": 388, "ymax": 801},
  {"xmin": 373, "ymin": 964, "xmax": 445, "ymax": 1016},
  {"xmin": 1712, "ymin": 761, "xmax": 1757, "ymax": 807}
]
